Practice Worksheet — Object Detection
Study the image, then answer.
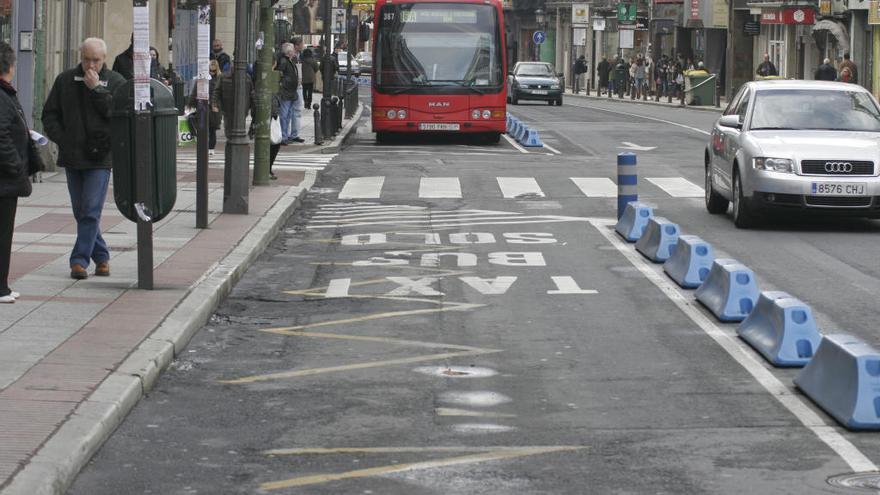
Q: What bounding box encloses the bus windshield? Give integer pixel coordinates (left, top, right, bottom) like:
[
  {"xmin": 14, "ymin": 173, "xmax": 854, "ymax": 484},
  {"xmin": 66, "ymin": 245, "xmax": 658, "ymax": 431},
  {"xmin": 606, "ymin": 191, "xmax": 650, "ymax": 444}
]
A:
[{"xmin": 376, "ymin": 2, "xmax": 503, "ymax": 93}]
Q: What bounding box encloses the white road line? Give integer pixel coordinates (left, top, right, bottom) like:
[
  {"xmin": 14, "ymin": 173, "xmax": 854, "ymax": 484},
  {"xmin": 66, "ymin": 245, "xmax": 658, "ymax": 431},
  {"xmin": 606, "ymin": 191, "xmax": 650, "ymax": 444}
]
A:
[
  {"xmin": 502, "ymin": 133, "xmax": 530, "ymax": 153},
  {"xmin": 590, "ymin": 218, "xmax": 878, "ymax": 474},
  {"xmin": 571, "ymin": 178, "xmax": 617, "ymax": 197},
  {"xmin": 339, "ymin": 177, "xmax": 385, "ymax": 199},
  {"xmin": 419, "ymin": 177, "xmax": 462, "ymax": 198},
  {"xmin": 578, "ymin": 103, "xmax": 712, "ymax": 136},
  {"xmin": 497, "ymin": 177, "xmax": 545, "ymax": 199},
  {"xmin": 324, "ymin": 278, "xmax": 351, "ymax": 298},
  {"xmin": 542, "ymin": 143, "xmax": 562, "ymax": 155},
  {"xmin": 646, "ymin": 177, "xmax": 705, "ymax": 197}
]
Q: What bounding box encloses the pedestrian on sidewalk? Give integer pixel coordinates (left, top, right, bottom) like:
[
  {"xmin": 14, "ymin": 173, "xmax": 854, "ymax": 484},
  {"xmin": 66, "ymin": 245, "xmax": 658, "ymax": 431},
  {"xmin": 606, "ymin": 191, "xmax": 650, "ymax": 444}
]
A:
[
  {"xmin": 43, "ymin": 38, "xmax": 124, "ymax": 280},
  {"xmin": 839, "ymin": 53, "xmax": 858, "ymax": 84},
  {"xmin": 756, "ymin": 53, "xmax": 778, "ymax": 78},
  {"xmin": 277, "ymin": 42, "xmax": 304, "ymax": 144},
  {"xmin": 572, "ymin": 55, "xmax": 587, "ymax": 94},
  {"xmin": 211, "ymin": 39, "xmax": 231, "ymax": 75},
  {"xmin": 0, "ymin": 41, "xmax": 42, "ymax": 302},
  {"xmin": 187, "ymin": 60, "xmax": 222, "ymax": 156},
  {"xmin": 597, "ymin": 56, "xmax": 610, "ymax": 95},
  {"xmin": 301, "ymin": 48, "xmax": 319, "ymax": 109},
  {"xmin": 634, "ymin": 58, "xmax": 646, "ymax": 99},
  {"xmin": 815, "ymin": 58, "xmax": 837, "ymax": 81}
]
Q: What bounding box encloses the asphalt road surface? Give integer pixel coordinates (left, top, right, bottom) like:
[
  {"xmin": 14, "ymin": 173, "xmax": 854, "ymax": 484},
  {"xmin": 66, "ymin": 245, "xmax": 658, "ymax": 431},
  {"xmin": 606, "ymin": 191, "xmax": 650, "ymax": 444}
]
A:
[{"xmin": 68, "ymin": 95, "xmax": 880, "ymax": 494}]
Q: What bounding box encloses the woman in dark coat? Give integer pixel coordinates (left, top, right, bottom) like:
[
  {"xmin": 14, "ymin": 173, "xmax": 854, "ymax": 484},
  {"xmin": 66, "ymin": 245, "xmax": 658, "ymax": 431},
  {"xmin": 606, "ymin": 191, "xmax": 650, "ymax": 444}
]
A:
[
  {"xmin": 0, "ymin": 42, "xmax": 37, "ymax": 303},
  {"xmin": 300, "ymin": 48, "xmax": 319, "ymax": 109},
  {"xmin": 187, "ymin": 60, "xmax": 223, "ymax": 155}
]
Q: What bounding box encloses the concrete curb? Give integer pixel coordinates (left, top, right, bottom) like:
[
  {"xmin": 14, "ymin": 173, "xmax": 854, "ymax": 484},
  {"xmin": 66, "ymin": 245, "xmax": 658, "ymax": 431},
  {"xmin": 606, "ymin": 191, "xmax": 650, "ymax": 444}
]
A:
[
  {"xmin": 321, "ymin": 103, "xmax": 364, "ymax": 154},
  {"xmin": 565, "ymin": 91, "xmax": 724, "ymax": 114},
  {"xmin": 1, "ymin": 178, "xmax": 317, "ymax": 495}
]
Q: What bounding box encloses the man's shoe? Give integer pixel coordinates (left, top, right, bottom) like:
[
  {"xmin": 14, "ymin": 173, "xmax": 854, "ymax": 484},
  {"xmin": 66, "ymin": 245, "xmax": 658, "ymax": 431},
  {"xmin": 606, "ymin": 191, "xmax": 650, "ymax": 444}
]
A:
[
  {"xmin": 95, "ymin": 262, "xmax": 110, "ymax": 277},
  {"xmin": 291, "ymin": 137, "xmax": 305, "ymax": 143},
  {"xmin": 70, "ymin": 264, "xmax": 88, "ymax": 280},
  {"xmin": 0, "ymin": 294, "xmax": 14, "ymax": 304},
  {"xmin": 9, "ymin": 291, "xmax": 19, "ymax": 299}
]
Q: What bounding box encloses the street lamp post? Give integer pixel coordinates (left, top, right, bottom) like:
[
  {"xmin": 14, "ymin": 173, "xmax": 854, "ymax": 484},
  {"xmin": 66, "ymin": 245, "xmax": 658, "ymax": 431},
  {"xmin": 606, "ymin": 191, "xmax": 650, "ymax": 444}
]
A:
[
  {"xmin": 321, "ymin": 0, "xmax": 334, "ymax": 139},
  {"xmin": 224, "ymin": 0, "xmax": 251, "ymax": 214}
]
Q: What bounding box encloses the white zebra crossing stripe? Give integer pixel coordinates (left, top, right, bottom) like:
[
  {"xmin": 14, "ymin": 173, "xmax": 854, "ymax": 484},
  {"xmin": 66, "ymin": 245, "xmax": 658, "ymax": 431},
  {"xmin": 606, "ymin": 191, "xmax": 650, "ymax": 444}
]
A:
[
  {"xmin": 339, "ymin": 177, "xmax": 385, "ymax": 199},
  {"xmin": 646, "ymin": 177, "xmax": 704, "ymax": 197},
  {"xmin": 419, "ymin": 177, "xmax": 462, "ymax": 199},
  {"xmin": 497, "ymin": 177, "xmax": 545, "ymax": 198},
  {"xmin": 570, "ymin": 178, "xmax": 617, "ymax": 198}
]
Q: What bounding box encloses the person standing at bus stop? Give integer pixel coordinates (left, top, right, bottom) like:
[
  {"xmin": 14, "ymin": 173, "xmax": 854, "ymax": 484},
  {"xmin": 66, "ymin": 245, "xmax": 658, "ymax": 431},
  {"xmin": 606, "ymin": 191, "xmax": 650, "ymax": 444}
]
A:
[
  {"xmin": 277, "ymin": 43, "xmax": 303, "ymax": 144},
  {"xmin": 572, "ymin": 55, "xmax": 587, "ymax": 94}
]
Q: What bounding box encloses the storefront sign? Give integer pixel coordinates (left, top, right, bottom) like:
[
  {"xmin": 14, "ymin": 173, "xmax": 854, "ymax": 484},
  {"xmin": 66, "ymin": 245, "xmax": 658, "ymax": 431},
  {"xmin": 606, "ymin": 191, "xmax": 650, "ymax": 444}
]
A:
[
  {"xmin": 819, "ymin": 0, "xmax": 832, "ymax": 15},
  {"xmin": 592, "ymin": 17, "xmax": 606, "ymax": 31},
  {"xmin": 869, "ymin": 0, "xmax": 880, "ymax": 24},
  {"xmin": 712, "ymin": 0, "xmax": 729, "ymax": 28},
  {"xmin": 743, "ymin": 19, "xmax": 761, "ymax": 35},
  {"xmin": 572, "ymin": 3, "xmax": 589, "ymax": 24},
  {"xmin": 690, "ymin": 0, "xmax": 700, "ymax": 20},
  {"xmin": 760, "ymin": 7, "xmax": 815, "ymax": 25}
]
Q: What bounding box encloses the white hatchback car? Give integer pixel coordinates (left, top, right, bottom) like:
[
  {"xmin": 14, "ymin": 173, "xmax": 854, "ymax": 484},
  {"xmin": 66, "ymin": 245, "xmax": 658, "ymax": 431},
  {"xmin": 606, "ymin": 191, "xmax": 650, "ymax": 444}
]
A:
[{"xmin": 705, "ymin": 80, "xmax": 880, "ymax": 227}]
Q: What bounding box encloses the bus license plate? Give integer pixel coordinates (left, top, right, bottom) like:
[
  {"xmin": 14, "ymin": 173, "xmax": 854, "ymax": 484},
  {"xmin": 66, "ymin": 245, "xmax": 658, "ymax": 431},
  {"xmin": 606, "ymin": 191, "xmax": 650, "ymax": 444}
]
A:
[
  {"xmin": 811, "ymin": 182, "xmax": 867, "ymax": 196},
  {"xmin": 419, "ymin": 123, "xmax": 460, "ymax": 131}
]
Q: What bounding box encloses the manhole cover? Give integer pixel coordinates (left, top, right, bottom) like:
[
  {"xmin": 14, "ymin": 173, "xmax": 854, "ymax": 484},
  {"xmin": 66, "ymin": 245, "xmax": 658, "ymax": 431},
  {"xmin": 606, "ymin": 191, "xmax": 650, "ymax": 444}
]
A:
[
  {"xmin": 413, "ymin": 366, "xmax": 497, "ymax": 378},
  {"xmin": 828, "ymin": 472, "xmax": 880, "ymax": 492}
]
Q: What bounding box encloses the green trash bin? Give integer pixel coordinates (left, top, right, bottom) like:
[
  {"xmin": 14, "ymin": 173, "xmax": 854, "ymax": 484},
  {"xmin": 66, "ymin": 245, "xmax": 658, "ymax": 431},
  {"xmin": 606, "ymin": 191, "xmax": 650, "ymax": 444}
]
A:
[
  {"xmin": 110, "ymin": 79, "xmax": 178, "ymax": 224},
  {"xmin": 685, "ymin": 71, "xmax": 715, "ymax": 106}
]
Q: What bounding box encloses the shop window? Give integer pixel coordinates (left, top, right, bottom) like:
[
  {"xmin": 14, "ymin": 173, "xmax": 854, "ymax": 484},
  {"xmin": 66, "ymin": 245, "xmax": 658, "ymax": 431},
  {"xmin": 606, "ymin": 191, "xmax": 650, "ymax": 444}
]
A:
[{"xmin": 768, "ymin": 24, "xmax": 785, "ymax": 77}]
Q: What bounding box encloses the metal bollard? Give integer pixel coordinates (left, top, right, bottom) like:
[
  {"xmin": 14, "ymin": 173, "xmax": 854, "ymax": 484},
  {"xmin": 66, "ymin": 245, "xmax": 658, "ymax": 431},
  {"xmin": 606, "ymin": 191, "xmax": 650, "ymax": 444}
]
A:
[
  {"xmin": 617, "ymin": 152, "xmax": 638, "ymax": 219},
  {"xmin": 715, "ymin": 77, "xmax": 721, "ymax": 108},
  {"xmin": 330, "ymin": 96, "xmax": 340, "ymax": 136},
  {"xmin": 313, "ymin": 103, "xmax": 323, "ymax": 145}
]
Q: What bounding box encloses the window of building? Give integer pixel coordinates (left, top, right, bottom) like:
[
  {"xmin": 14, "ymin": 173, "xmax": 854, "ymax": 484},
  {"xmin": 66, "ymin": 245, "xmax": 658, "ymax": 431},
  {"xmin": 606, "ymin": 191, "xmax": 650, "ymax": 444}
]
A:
[{"xmin": 767, "ymin": 24, "xmax": 785, "ymax": 77}]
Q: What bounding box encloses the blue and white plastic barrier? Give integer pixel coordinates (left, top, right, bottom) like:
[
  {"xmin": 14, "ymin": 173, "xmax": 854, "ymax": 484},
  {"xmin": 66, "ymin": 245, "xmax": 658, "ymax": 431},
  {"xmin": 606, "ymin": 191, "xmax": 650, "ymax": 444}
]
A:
[
  {"xmin": 615, "ymin": 201, "xmax": 654, "ymax": 242},
  {"xmin": 737, "ymin": 291, "xmax": 822, "ymax": 367},
  {"xmin": 663, "ymin": 235, "xmax": 714, "ymax": 289},
  {"xmin": 795, "ymin": 334, "xmax": 880, "ymax": 430},
  {"xmin": 634, "ymin": 217, "xmax": 679, "ymax": 263},
  {"xmin": 695, "ymin": 258, "xmax": 760, "ymax": 322}
]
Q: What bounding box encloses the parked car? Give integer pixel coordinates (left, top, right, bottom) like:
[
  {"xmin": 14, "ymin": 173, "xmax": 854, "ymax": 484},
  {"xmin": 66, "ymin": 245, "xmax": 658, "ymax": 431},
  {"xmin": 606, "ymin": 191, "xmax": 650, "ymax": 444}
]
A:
[
  {"xmin": 507, "ymin": 62, "xmax": 563, "ymax": 106},
  {"xmin": 336, "ymin": 52, "xmax": 360, "ymax": 77},
  {"xmin": 355, "ymin": 51, "xmax": 372, "ymax": 74},
  {"xmin": 705, "ymin": 79, "xmax": 880, "ymax": 227}
]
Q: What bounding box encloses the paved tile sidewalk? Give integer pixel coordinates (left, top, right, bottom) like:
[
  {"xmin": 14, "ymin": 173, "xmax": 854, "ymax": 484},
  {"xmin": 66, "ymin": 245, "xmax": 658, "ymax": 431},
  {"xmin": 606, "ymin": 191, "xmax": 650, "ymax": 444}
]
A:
[
  {"xmin": 564, "ymin": 88, "xmax": 726, "ymax": 112},
  {"xmin": 0, "ymin": 105, "xmax": 361, "ymax": 494}
]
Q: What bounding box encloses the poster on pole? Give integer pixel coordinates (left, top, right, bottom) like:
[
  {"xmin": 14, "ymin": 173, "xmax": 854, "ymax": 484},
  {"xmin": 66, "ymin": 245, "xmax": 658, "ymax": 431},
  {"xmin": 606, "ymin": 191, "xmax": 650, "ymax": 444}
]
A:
[
  {"xmin": 197, "ymin": 4, "xmax": 211, "ymax": 101},
  {"xmin": 573, "ymin": 27, "xmax": 587, "ymax": 46},
  {"xmin": 592, "ymin": 18, "xmax": 606, "ymax": 31},
  {"xmin": 332, "ymin": 8, "xmax": 346, "ymax": 34},
  {"xmin": 572, "ymin": 4, "xmax": 589, "ymax": 25},
  {"xmin": 619, "ymin": 29, "xmax": 634, "ymax": 49},
  {"xmin": 133, "ymin": 0, "xmax": 151, "ymax": 110}
]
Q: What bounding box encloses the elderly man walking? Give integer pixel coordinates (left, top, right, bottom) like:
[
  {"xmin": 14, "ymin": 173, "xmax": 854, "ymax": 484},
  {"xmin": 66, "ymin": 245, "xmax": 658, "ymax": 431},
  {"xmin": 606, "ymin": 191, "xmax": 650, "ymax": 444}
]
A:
[
  {"xmin": 42, "ymin": 38, "xmax": 125, "ymax": 279},
  {"xmin": 277, "ymin": 42, "xmax": 304, "ymax": 144}
]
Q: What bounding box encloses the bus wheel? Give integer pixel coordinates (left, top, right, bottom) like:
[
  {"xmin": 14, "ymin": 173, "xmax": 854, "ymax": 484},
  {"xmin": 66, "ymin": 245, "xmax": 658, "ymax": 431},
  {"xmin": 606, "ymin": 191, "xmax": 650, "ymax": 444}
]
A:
[
  {"xmin": 484, "ymin": 132, "xmax": 501, "ymax": 144},
  {"xmin": 375, "ymin": 132, "xmax": 391, "ymax": 144}
]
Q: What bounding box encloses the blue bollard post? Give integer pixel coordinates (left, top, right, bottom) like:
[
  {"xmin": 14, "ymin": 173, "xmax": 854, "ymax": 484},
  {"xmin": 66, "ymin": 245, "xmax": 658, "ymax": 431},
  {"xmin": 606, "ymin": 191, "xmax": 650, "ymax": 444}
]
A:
[{"xmin": 617, "ymin": 152, "xmax": 638, "ymax": 219}]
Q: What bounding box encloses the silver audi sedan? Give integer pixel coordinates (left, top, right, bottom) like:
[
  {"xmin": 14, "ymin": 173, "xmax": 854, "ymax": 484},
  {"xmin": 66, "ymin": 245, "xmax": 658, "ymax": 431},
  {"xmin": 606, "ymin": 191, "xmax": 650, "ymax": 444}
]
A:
[{"xmin": 705, "ymin": 80, "xmax": 880, "ymax": 228}]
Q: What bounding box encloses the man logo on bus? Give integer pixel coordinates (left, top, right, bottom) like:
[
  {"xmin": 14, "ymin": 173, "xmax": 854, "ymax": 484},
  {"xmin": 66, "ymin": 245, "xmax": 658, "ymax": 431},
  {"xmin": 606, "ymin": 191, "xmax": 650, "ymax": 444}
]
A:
[{"xmin": 428, "ymin": 101, "xmax": 451, "ymax": 108}]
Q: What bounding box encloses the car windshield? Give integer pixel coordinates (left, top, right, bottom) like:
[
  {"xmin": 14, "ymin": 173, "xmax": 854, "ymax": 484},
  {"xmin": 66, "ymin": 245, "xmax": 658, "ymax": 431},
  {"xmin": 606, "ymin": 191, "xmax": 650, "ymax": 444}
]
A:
[
  {"xmin": 515, "ymin": 64, "xmax": 553, "ymax": 76},
  {"xmin": 750, "ymin": 89, "xmax": 880, "ymax": 132},
  {"xmin": 376, "ymin": 2, "xmax": 503, "ymax": 92}
]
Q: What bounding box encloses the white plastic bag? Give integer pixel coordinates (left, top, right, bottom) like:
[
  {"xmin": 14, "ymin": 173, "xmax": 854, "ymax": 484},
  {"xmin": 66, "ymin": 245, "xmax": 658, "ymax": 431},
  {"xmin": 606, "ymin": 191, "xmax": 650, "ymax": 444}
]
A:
[{"xmin": 270, "ymin": 116, "xmax": 282, "ymax": 145}]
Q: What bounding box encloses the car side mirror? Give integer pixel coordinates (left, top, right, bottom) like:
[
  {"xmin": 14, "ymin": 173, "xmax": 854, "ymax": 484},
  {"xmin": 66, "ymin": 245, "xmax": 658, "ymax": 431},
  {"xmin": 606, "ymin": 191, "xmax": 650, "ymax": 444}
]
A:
[{"xmin": 718, "ymin": 114, "xmax": 742, "ymax": 129}]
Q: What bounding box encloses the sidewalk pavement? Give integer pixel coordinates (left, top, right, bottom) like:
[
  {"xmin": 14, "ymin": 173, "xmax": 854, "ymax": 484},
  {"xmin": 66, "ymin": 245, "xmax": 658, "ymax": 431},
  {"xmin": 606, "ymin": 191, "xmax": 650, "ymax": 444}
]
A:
[
  {"xmin": 564, "ymin": 87, "xmax": 726, "ymax": 113},
  {"xmin": 0, "ymin": 104, "xmax": 362, "ymax": 495}
]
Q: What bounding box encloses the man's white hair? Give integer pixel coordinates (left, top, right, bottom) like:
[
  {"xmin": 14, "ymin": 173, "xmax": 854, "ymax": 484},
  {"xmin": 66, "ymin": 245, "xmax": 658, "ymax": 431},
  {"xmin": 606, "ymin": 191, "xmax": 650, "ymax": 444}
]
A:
[
  {"xmin": 824, "ymin": 58, "xmax": 831, "ymax": 64},
  {"xmin": 282, "ymin": 42, "xmax": 294, "ymax": 56},
  {"xmin": 80, "ymin": 37, "xmax": 107, "ymax": 56}
]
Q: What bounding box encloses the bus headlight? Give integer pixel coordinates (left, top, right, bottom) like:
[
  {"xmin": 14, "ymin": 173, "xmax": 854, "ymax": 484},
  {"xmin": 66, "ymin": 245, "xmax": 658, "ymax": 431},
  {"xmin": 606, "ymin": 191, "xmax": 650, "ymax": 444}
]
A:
[
  {"xmin": 386, "ymin": 109, "xmax": 397, "ymax": 119},
  {"xmin": 397, "ymin": 109, "xmax": 407, "ymax": 119},
  {"xmin": 482, "ymin": 110, "xmax": 491, "ymax": 119},
  {"xmin": 471, "ymin": 109, "xmax": 481, "ymax": 119}
]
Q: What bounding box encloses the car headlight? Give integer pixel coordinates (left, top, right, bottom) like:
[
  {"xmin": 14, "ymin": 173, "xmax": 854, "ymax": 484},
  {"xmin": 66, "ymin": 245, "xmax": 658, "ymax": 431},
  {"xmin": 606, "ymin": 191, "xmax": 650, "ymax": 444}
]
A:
[{"xmin": 753, "ymin": 157, "xmax": 794, "ymax": 173}]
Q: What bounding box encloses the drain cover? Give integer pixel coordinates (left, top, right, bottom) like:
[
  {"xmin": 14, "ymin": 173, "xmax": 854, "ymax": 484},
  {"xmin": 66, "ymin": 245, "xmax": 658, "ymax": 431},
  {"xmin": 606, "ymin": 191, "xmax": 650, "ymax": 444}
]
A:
[{"xmin": 828, "ymin": 472, "xmax": 880, "ymax": 492}]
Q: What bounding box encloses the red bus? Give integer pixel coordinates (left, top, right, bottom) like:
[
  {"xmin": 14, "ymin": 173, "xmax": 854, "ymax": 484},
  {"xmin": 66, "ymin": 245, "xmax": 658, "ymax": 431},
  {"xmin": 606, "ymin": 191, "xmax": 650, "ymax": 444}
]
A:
[{"xmin": 371, "ymin": 0, "xmax": 507, "ymax": 143}]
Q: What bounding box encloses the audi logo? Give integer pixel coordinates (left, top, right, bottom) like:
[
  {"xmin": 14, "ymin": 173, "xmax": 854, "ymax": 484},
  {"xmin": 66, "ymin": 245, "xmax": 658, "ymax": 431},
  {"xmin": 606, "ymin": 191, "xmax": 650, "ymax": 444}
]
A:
[{"xmin": 824, "ymin": 162, "xmax": 853, "ymax": 173}]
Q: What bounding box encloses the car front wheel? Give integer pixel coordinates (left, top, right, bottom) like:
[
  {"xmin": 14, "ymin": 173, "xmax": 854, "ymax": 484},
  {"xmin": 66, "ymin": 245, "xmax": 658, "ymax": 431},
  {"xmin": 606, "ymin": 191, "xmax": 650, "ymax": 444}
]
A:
[
  {"xmin": 705, "ymin": 164, "xmax": 729, "ymax": 214},
  {"xmin": 732, "ymin": 169, "xmax": 756, "ymax": 228}
]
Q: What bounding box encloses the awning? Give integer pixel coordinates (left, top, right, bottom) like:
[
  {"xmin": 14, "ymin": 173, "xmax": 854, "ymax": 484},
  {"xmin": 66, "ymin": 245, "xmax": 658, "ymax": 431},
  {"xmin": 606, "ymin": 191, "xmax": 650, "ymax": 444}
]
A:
[{"xmin": 812, "ymin": 19, "xmax": 850, "ymax": 54}]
